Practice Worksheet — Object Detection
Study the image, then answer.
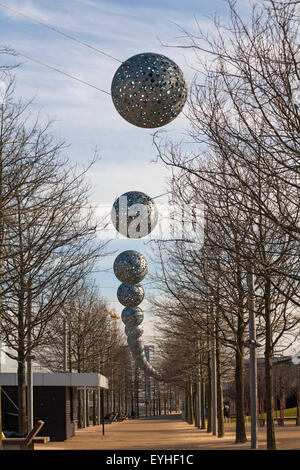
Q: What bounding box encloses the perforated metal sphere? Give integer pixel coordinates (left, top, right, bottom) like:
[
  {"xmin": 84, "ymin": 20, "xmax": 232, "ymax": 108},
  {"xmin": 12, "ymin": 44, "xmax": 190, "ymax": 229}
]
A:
[
  {"xmin": 121, "ymin": 307, "xmax": 143, "ymax": 327},
  {"xmin": 111, "ymin": 191, "xmax": 158, "ymax": 238},
  {"xmin": 125, "ymin": 324, "xmax": 143, "ymax": 339},
  {"xmin": 117, "ymin": 283, "xmax": 144, "ymax": 307},
  {"xmin": 111, "ymin": 52, "xmax": 187, "ymax": 128},
  {"xmin": 113, "ymin": 250, "xmax": 148, "ymax": 284}
]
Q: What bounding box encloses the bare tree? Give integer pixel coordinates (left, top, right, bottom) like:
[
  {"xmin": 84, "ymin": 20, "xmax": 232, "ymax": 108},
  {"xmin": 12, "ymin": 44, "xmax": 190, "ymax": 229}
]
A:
[{"xmin": 0, "ymin": 85, "xmax": 109, "ymax": 433}]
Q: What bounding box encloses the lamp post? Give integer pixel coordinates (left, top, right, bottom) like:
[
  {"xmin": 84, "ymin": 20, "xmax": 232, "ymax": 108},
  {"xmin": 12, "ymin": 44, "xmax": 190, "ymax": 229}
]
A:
[
  {"xmin": 27, "ymin": 278, "xmax": 34, "ymax": 433},
  {"xmin": 210, "ymin": 302, "xmax": 217, "ymax": 436},
  {"xmin": 196, "ymin": 337, "xmax": 201, "ymax": 429},
  {"xmin": 63, "ymin": 318, "xmax": 68, "ymax": 373}
]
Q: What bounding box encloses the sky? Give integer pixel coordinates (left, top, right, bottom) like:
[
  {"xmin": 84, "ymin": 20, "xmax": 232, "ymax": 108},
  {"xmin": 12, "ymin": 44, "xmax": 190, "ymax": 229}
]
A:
[{"xmin": 0, "ymin": 0, "xmax": 252, "ymax": 359}]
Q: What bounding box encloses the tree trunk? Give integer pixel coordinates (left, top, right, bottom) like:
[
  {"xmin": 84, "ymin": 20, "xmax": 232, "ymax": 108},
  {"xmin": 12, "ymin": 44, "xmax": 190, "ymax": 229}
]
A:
[
  {"xmin": 265, "ymin": 277, "xmax": 276, "ymax": 450},
  {"xmin": 216, "ymin": 322, "xmax": 224, "ymax": 437},
  {"xmin": 199, "ymin": 353, "xmax": 206, "ymax": 429},
  {"xmin": 207, "ymin": 345, "xmax": 212, "ymax": 432},
  {"xmin": 279, "ymin": 387, "xmax": 285, "ymax": 426},
  {"xmin": 93, "ymin": 390, "xmax": 96, "ymax": 425},
  {"xmin": 17, "ymin": 357, "xmax": 27, "ymax": 434},
  {"xmin": 235, "ymin": 345, "xmax": 247, "ymax": 442},
  {"xmin": 297, "ymin": 368, "xmax": 300, "ymax": 426},
  {"xmin": 187, "ymin": 379, "xmax": 193, "ymax": 424},
  {"xmin": 77, "ymin": 390, "xmax": 82, "ymax": 428},
  {"xmin": 190, "ymin": 381, "xmax": 195, "ymax": 424},
  {"xmin": 158, "ymin": 389, "xmax": 161, "ymax": 415},
  {"xmin": 201, "ymin": 377, "xmax": 206, "ymax": 429},
  {"xmin": 77, "ymin": 352, "xmax": 83, "ymax": 428},
  {"xmin": 17, "ymin": 285, "xmax": 27, "ymax": 435},
  {"xmin": 86, "ymin": 390, "xmax": 89, "ymax": 427}
]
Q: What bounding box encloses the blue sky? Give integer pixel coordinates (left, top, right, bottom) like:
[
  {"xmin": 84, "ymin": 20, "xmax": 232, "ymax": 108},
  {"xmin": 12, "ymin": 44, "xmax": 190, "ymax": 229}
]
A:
[{"xmin": 0, "ymin": 0, "xmax": 250, "ymax": 343}]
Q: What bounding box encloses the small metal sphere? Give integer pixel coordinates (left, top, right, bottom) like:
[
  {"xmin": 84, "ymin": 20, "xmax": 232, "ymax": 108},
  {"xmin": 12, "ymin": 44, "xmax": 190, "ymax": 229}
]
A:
[
  {"xmin": 111, "ymin": 191, "xmax": 158, "ymax": 239},
  {"xmin": 121, "ymin": 307, "xmax": 143, "ymax": 327},
  {"xmin": 111, "ymin": 52, "xmax": 187, "ymax": 128},
  {"xmin": 125, "ymin": 324, "xmax": 143, "ymax": 339},
  {"xmin": 117, "ymin": 283, "xmax": 144, "ymax": 307},
  {"xmin": 113, "ymin": 250, "xmax": 148, "ymax": 284}
]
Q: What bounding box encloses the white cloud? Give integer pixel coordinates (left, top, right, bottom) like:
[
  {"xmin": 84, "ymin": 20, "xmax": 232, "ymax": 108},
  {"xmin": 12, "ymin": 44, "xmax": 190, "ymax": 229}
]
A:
[{"xmin": 88, "ymin": 158, "xmax": 170, "ymax": 204}]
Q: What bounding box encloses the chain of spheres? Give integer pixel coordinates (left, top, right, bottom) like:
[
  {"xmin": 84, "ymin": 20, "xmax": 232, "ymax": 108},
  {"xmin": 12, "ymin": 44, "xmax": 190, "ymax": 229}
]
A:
[
  {"xmin": 112, "ymin": 192, "xmax": 161, "ymax": 380},
  {"xmin": 111, "ymin": 52, "xmax": 187, "ymax": 379}
]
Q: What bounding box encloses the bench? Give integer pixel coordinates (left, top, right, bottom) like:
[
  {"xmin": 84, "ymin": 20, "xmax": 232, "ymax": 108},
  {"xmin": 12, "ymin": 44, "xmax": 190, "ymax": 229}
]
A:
[
  {"xmin": 116, "ymin": 413, "xmax": 128, "ymax": 422},
  {"xmin": 275, "ymin": 417, "xmax": 298, "ymax": 426},
  {"xmin": 104, "ymin": 413, "xmax": 117, "ymax": 424},
  {"xmin": 2, "ymin": 420, "xmax": 49, "ymax": 450}
]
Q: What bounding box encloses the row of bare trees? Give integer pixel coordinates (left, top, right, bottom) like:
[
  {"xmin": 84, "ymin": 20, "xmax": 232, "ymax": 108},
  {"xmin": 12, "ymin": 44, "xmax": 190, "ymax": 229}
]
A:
[
  {"xmin": 150, "ymin": 0, "xmax": 300, "ymax": 450},
  {"xmin": 0, "ymin": 72, "xmax": 111, "ymax": 440}
]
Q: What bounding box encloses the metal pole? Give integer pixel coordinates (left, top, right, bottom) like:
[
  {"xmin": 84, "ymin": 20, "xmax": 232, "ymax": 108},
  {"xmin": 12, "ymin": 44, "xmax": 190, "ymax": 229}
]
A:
[
  {"xmin": 211, "ymin": 302, "xmax": 217, "ymax": 436},
  {"xmin": 101, "ymin": 389, "xmax": 105, "ymax": 435},
  {"xmin": 97, "ymin": 389, "xmax": 101, "ymax": 425},
  {"xmin": 63, "ymin": 318, "xmax": 67, "ymax": 373},
  {"xmin": 196, "ymin": 338, "xmax": 201, "ymax": 429},
  {"xmin": 26, "ymin": 355, "xmax": 33, "ymax": 433},
  {"xmin": 247, "ymin": 263, "xmax": 258, "ymax": 449},
  {"xmin": 145, "ymin": 373, "xmax": 148, "ymax": 417},
  {"xmin": 211, "ymin": 335, "xmax": 217, "ymax": 435},
  {"xmin": 82, "ymin": 387, "xmax": 87, "ymax": 428},
  {"xmin": 27, "ymin": 279, "xmax": 33, "ymax": 433}
]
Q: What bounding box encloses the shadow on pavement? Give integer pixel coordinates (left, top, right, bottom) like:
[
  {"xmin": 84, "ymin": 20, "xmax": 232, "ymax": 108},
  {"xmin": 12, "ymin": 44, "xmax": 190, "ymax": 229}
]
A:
[{"xmin": 140, "ymin": 413, "xmax": 183, "ymax": 421}]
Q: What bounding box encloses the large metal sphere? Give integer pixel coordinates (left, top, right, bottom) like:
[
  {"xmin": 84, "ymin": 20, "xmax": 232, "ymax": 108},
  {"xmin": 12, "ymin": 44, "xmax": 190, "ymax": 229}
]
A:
[
  {"xmin": 111, "ymin": 52, "xmax": 187, "ymax": 128},
  {"xmin": 125, "ymin": 324, "xmax": 143, "ymax": 339},
  {"xmin": 113, "ymin": 250, "xmax": 148, "ymax": 284},
  {"xmin": 117, "ymin": 283, "xmax": 144, "ymax": 307},
  {"xmin": 121, "ymin": 307, "xmax": 143, "ymax": 327},
  {"xmin": 111, "ymin": 191, "xmax": 158, "ymax": 238}
]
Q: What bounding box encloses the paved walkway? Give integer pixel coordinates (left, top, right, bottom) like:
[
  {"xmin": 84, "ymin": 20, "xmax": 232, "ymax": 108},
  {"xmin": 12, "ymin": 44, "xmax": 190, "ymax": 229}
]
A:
[{"xmin": 35, "ymin": 413, "xmax": 300, "ymax": 450}]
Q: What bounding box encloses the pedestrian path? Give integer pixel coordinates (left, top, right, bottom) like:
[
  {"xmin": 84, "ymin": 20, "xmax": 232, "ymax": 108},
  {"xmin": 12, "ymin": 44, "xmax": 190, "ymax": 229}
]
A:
[{"xmin": 35, "ymin": 413, "xmax": 300, "ymax": 450}]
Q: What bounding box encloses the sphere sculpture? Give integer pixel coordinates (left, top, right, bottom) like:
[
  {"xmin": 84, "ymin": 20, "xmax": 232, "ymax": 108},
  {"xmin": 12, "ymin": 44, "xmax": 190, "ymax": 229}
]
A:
[
  {"xmin": 125, "ymin": 325, "xmax": 144, "ymax": 339},
  {"xmin": 121, "ymin": 306, "xmax": 143, "ymax": 327},
  {"xmin": 127, "ymin": 336, "xmax": 144, "ymax": 353},
  {"xmin": 117, "ymin": 283, "xmax": 144, "ymax": 307},
  {"xmin": 111, "ymin": 52, "xmax": 187, "ymax": 128},
  {"xmin": 127, "ymin": 337, "xmax": 161, "ymax": 380},
  {"xmin": 111, "ymin": 191, "xmax": 158, "ymax": 238},
  {"xmin": 113, "ymin": 250, "xmax": 148, "ymax": 284},
  {"xmin": 137, "ymin": 358, "xmax": 149, "ymax": 370}
]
